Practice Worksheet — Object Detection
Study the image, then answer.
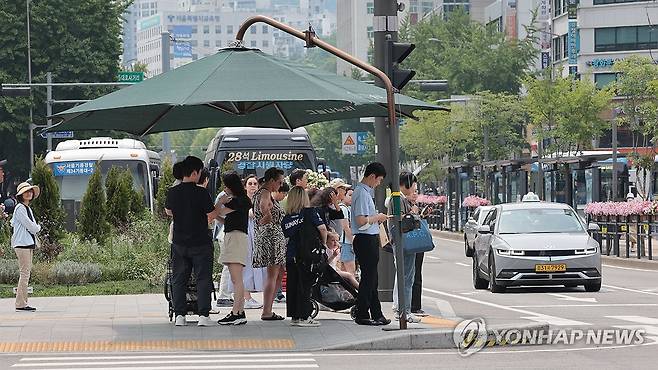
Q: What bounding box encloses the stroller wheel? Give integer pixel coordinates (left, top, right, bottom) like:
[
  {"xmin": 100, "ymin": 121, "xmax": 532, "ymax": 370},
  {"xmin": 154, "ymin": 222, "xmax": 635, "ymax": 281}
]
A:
[
  {"xmin": 350, "ymin": 306, "xmax": 357, "ymax": 320},
  {"xmin": 310, "ymin": 300, "xmax": 319, "ymax": 319}
]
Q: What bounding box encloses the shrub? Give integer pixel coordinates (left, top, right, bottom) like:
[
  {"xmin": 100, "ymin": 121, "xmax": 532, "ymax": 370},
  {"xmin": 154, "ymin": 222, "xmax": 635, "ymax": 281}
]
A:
[
  {"xmin": 106, "ymin": 166, "xmax": 137, "ymax": 228},
  {"xmin": 30, "ymin": 158, "xmax": 66, "ymax": 261},
  {"xmin": 155, "ymin": 157, "xmax": 174, "ymax": 218},
  {"xmin": 0, "ymin": 259, "xmax": 18, "ymax": 284},
  {"xmin": 31, "ymin": 262, "xmax": 54, "ymax": 285},
  {"xmin": 77, "ymin": 165, "xmax": 110, "ymax": 243},
  {"xmin": 52, "ymin": 260, "xmax": 102, "ymax": 285}
]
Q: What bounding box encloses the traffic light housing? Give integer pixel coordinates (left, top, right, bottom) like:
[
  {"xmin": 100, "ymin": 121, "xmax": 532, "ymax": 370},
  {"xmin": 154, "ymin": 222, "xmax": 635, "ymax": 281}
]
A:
[{"xmin": 385, "ymin": 40, "xmax": 416, "ymax": 90}]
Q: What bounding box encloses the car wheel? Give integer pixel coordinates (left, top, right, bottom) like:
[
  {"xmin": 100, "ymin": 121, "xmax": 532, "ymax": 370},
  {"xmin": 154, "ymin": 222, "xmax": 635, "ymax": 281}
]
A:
[
  {"xmin": 465, "ymin": 236, "xmax": 473, "ymax": 257},
  {"xmin": 584, "ymin": 280, "xmax": 602, "ymax": 292},
  {"xmin": 473, "ymin": 254, "xmax": 488, "ymax": 290},
  {"xmin": 488, "ymin": 252, "xmax": 505, "ymax": 293}
]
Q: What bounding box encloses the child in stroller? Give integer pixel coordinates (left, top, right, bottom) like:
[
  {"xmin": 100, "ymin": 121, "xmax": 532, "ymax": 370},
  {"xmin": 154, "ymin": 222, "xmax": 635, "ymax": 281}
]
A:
[{"xmin": 309, "ymin": 232, "xmax": 359, "ymax": 319}]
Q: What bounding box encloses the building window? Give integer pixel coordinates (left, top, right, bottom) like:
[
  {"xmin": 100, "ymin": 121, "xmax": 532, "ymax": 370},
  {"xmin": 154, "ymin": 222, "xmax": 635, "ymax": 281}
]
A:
[
  {"xmin": 190, "ymin": 40, "xmax": 198, "ymax": 47},
  {"xmin": 227, "ymin": 25, "xmax": 233, "ymax": 34},
  {"xmin": 594, "ymin": 0, "xmax": 646, "ymax": 4},
  {"xmin": 262, "ymin": 25, "xmax": 268, "ymax": 34},
  {"xmin": 562, "ymin": 34, "xmax": 568, "ymax": 60},
  {"xmin": 204, "ymin": 40, "xmax": 210, "ymax": 47},
  {"xmin": 215, "ymin": 25, "xmax": 221, "ymax": 33},
  {"xmin": 191, "ymin": 26, "xmax": 198, "ymax": 34},
  {"xmin": 595, "ymin": 26, "xmax": 658, "ymax": 52},
  {"xmin": 553, "ymin": 0, "xmax": 566, "ymax": 17},
  {"xmin": 367, "ymin": 2, "xmax": 374, "ymax": 14},
  {"xmin": 263, "ymin": 40, "xmax": 269, "ymax": 47},
  {"xmin": 553, "ymin": 36, "xmax": 563, "ymax": 61},
  {"xmin": 216, "ymin": 40, "xmax": 222, "ymax": 47},
  {"xmin": 367, "ymin": 26, "xmax": 374, "ymax": 39},
  {"xmin": 595, "ymin": 73, "xmax": 617, "ymax": 89},
  {"xmin": 250, "ymin": 25, "xmax": 257, "ymax": 34},
  {"xmin": 203, "ymin": 25, "xmax": 209, "ymax": 34}
]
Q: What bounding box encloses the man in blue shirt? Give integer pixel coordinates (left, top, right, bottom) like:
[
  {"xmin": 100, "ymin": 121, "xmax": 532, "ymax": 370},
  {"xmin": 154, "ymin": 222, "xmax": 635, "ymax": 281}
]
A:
[{"xmin": 350, "ymin": 162, "xmax": 391, "ymax": 326}]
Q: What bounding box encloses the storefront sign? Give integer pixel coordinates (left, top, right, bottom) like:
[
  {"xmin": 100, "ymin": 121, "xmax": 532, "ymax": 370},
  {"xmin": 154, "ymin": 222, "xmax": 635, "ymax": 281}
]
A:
[
  {"xmin": 541, "ymin": 51, "xmax": 550, "ymax": 69},
  {"xmin": 225, "ymin": 151, "xmax": 305, "ymax": 162},
  {"xmin": 166, "ymin": 14, "xmax": 221, "ymax": 23},
  {"xmin": 138, "ymin": 15, "xmax": 160, "ymax": 31},
  {"xmin": 172, "ymin": 25, "xmax": 192, "ymax": 39},
  {"xmin": 173, "ymin": 42, "xmax": 192, "ymax": 58},
  {"xmin": 568, "ymin": 20, "xmax": 578, "ymax": 65},
  {"xmin": 567, "ymin": 0, "xmax": 577, "ymax": 20},
  {"xmin": 52, "ymin": 161, "xmax": 95, "ymax": 176}
]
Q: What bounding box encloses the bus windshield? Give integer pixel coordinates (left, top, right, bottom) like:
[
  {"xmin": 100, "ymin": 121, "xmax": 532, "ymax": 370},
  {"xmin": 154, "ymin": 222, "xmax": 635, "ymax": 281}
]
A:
[
  {"xmin": 51, "ymin": 160, "xmax": 149, "ymax": 203},
  {"xmin": 219, "ymin": 149, "xmax": 315, "ymax": 178}
]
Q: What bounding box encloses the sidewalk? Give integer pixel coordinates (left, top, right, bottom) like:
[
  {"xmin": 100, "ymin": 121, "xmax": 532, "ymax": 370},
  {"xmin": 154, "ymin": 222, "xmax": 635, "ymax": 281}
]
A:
[
  {"xmin": 430, "ymin": 229, "xmax": 658, "ymax": 270},
  {"xmin": 0, "ymin": 293, "xmax": 466, "ymax": 353}
]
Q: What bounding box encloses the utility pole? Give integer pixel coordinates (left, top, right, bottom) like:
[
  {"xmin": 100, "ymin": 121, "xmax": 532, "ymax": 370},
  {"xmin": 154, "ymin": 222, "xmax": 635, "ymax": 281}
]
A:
[
  {"xmin": 373, "ymin": 0, "xmax": 399, "ymax": 305},
  {"xmin": 612, "ymin": 107, "xmax": 620, "ymax": 200},
  {"xmin": 27, "ymin": 0, "xmax": 34, "ymax": 172},
  {"xmin": 161, "ymin": 32, "xmax": 171, "ymax": 158},
  {"xmin": 46, "ymin": 72, "xmax": 52, "ymax": 152}
]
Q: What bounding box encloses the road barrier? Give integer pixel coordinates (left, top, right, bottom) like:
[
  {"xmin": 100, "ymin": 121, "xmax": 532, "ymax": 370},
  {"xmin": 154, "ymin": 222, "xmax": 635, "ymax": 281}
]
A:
[{"xmin": 587, "ymin": 215, "xmax": 655, "ymax": 261}]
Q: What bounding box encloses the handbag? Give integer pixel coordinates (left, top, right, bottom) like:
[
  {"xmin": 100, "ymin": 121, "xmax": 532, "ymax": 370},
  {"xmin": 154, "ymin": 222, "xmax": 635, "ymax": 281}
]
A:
[
  {"xmin": 402, "ymin": 219, "xmax": 435, "ymax": 254},
  {"xmin": 401, "ymin": 213, "xmax": 421, "ymax": 233},
  {"xmin": 20, "ymin": 203, "xmax": 41, "ymax": 249}
]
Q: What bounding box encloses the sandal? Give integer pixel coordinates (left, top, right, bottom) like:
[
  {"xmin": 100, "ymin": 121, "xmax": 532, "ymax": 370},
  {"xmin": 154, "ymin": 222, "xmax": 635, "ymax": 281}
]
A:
[{"xmin": 261, "ymin": 313, "xmax": 285, "ymax": 321}]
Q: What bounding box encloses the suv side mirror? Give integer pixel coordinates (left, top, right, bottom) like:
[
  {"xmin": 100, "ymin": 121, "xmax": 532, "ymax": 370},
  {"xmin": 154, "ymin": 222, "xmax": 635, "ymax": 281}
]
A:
[
  {"xmin": 587, "ymin": 223, "xmax": 600, "ymax": 232},
  {"xmin": 477, "ymin": 225, "xmax": 492, "ymax": 234},
  {"xmin": 467, "ymin": 217, "xmax": 476, "ymax": 223}
]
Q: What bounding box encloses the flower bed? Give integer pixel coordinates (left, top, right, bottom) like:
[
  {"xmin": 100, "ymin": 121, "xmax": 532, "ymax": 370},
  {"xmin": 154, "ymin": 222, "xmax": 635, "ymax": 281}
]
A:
[
  {"xmin": 584, "ymin": 200, "xmax": 655, "ymax": 217},
  {"xmin": 463, "ymin": 195, "xmax": 491, "ymax": 208},
  {"xmin": 417, "ymin": 194, "xmax": 447, "ymax": 205}
]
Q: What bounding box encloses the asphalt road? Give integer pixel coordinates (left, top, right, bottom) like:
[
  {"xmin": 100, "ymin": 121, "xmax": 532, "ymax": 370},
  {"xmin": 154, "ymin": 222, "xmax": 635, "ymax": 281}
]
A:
[{"xmin": 1, "ymin": 236, "xmax": 656, "ymax": 369}]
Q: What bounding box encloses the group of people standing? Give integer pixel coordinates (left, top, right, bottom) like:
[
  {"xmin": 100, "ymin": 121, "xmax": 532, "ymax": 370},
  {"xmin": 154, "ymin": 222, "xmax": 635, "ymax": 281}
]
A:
[{"xmin": 166, "ymin": 157, "xmax": 426, "ymax": 328}]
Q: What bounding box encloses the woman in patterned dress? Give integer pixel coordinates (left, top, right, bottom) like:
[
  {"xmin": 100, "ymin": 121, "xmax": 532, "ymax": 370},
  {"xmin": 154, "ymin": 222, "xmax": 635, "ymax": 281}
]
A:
[{"xmin": 252, "ymin": 167, "xmax": 286, "ymax": 320}]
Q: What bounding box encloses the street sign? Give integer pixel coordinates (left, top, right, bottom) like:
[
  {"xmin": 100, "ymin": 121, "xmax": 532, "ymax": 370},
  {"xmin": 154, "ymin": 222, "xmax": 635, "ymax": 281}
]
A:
[
  {"xmin": 117, "ymin": 71, "xmax": 144, "ymax": 83},
  {"xmin": 342, "ymin": 132, "xmax": 357, "ymax": 154},
  {"xmin": 356, "ymin": 132, "xmax": 368, "ymax": 154},
  {"xmin": 50, "ymin": 131, "xmax": 74, "ymax": 139}
]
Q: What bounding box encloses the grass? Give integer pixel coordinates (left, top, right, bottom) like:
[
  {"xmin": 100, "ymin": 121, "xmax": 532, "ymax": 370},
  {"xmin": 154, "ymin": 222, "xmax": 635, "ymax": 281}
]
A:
[{"xmin": 0, "ymin": 280, "xmax": 161, "ymax": 298}]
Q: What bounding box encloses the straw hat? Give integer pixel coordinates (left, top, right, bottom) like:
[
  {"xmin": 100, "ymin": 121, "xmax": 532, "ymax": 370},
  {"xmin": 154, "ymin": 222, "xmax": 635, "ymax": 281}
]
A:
[
  {"xmin": 16, "ymin": 182, "xmax": 40, "ymax": 200},
  {"xmin": 328, "ymin": 178, "xmax": 351, "ymax": 189}
]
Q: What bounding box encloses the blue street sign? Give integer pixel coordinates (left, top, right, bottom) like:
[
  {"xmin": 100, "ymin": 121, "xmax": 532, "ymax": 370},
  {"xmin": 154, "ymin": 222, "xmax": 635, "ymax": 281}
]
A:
[
  {"xmin": 50, "ymin": 131, "xmax": 74, "ymax": 139},
  {"xmin": 52, "ymin": 161, "xmax": 95, "ymax": 177},
  {"xmin": 357, "ymin": 132, "xmax": 368, "ymax": 154}
]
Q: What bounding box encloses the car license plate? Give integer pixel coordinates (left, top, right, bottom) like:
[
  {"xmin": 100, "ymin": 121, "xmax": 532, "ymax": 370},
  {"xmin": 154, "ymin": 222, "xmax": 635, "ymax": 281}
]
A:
[{"xmin": 535, "ymin": 264, "xmax": 567, "ymax": 272}]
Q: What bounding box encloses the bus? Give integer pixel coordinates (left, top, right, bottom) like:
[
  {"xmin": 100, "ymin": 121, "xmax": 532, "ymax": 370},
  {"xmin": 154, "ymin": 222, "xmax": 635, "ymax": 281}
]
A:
[
  {"xmin": 44, "ymin": 137, "xmax": 161, "ymax": 231},
  {"xmin": 204, "ymin": 127, "xmax": 319, "ymax": 194}
]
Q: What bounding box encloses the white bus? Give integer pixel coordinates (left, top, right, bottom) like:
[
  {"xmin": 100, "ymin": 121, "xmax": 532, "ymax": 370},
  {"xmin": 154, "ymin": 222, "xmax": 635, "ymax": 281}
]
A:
[{"xmin": 44, "ymin": 137, "xmax": 161, "ymax": 231}]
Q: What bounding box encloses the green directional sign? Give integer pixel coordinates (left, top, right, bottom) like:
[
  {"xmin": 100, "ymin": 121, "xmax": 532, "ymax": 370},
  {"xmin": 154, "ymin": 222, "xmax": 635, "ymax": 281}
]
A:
[{"xmin": 117, "ymin": 71, "xmax": 144, "ymax": 83}]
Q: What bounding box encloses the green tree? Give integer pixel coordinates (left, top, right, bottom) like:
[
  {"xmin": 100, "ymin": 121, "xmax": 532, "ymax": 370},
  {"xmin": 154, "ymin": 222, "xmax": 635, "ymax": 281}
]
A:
[
  {"xmin": 30, "ymin": 158, "xmax": 66, "ymax": 260},
  {"xmin": 155, "ymin": 157, "xmax": 175, "ymax": 218},
  {"xmin": 106, "ymin": 166, "xmax": 132, "ymax": 228},
  {"xmin": 400, "ymin": 9, "xmax": 538, "ymax": 96},
  {"xmin": 0, "ymin": 0, "xmax": 131, "ymax": 179},
  {"xmin": 77, "ymin": 165, "xmax": 110, "ymax": 243}
]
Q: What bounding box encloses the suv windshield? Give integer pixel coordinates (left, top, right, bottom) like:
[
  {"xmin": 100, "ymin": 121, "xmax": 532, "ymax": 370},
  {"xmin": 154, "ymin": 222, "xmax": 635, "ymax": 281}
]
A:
[{"xmin": 498, "ymin": 208, "xmax": 585, "ymax": 234}]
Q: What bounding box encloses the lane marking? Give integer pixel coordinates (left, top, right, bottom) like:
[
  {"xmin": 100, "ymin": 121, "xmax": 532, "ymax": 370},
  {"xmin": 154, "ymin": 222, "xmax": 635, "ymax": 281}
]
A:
[
  {"xmin": 603, "ymin": 284, "xmax": 658, "ymax": 297},
  {"xmin": 425, "ymin": 255, "xmax": 440, "ymax": 260},
  {"xmin": 509, "ymin": 303, "xmax": 658, "ymax": 308},
  {"xmin": 422, "ymin": 287, "xmax": 590, "ymax": 326},
  {"xmin": 607, "ymin": 316, "xmax": 658, "ymax": 325},
  {"xmin": 547, "ymin": 293, "xmax": 597, "ymax": 303},
  {"xmin": 603, "ymin": 264, "xmax": 658, "ymax": 273},
  {"xmin": 455, "ymin": 262, "xmax": 470, "ymax": 267}
]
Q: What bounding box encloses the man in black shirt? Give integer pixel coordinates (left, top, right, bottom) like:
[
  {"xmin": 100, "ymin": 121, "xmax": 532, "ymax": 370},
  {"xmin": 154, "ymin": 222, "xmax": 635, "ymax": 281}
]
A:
[{"xmin": 165, "ymin": 156, "xmax": 220, "ymax": 327}]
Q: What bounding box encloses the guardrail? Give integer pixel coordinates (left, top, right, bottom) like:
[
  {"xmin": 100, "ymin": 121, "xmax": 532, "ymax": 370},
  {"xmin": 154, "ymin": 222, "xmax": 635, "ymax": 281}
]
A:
[{"xmin": 587, "ymin": 215, "xmax": 655, "ymax": 261}]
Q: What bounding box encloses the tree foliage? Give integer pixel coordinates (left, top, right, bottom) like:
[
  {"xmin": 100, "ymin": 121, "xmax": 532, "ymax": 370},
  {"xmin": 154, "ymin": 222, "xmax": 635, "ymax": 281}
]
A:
[
  {"xmin": 0, "ymin": 0, "xmax": 131, "ymax": 180},
  {"xmin": 77, "ymin": 164, "xmax": 110, "ymax": 243},
  {"xmin": 105, "ymin": 166, "xmax": 132, "ymax": 228},
  {"xmin": 30, "ymin": 158, "xmax": 66, "ymax": 260},
  {"xmin": 155, "ymin": 157, "xmax": 175, "ymax": 218},
  {"xmin": 400, "ymin": 9, "xmax": 538, "ymax": 96}
]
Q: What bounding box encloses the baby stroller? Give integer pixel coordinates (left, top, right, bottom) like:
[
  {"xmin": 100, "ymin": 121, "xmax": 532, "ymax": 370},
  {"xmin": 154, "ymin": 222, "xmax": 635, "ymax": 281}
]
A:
[
  {"xmin": 164, "ymin": 258, "xmax": 216, "ymax": 322},
  {"xmin": 309, "ymin": 264, "xmax": 358, "ymax": 319}
]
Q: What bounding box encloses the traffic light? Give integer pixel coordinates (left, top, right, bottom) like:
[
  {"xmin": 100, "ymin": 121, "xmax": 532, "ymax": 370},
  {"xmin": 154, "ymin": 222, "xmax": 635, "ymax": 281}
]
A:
[{"xmin": 385, "ymin": 40, "xmax": 416, "ymax": 90}]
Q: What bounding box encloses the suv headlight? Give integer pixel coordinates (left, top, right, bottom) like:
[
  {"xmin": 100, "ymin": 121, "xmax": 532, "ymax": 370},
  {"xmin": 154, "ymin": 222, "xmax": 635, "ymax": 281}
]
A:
[
  {"xmin": 497, "ymin": 249, "xmax": 524, "ymax": 256},
  {"xmin": 575, "ymin": 247, "xmax": 598, "ymax": 255}
]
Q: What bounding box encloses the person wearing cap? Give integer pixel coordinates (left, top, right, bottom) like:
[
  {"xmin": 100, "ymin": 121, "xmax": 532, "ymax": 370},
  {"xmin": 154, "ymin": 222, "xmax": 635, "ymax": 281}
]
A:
[
  {"xmin": 329, "ymin": 179, "xmax": 356, "ymax": 275},
  {"xmin": 11, "ymin": 182, "xmax": 41, "ymax": 312}
]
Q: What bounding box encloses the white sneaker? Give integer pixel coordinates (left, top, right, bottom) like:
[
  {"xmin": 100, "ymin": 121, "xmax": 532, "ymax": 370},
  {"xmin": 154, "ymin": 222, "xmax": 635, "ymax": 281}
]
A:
[
  {"xmin": 296, "ymin": 318, "xmax": 321, "ymax": 327},
  {"xmin": 244, "ymin": 298, "xmax": 263, "ymax": 309},
  {"xmin": 290, "ymin": 319, "xmax": 300, "ymax": 327},
  {"xmin": 406, "ymin": 313, "xmax": 422, "ymax": 324},
  {"xmin": 197, "ymin": 316, "xmax": 214, "ymax": 327},
  {"xmin": 175, "ymin": 315, "xmax": 186, "ymax": 326}
]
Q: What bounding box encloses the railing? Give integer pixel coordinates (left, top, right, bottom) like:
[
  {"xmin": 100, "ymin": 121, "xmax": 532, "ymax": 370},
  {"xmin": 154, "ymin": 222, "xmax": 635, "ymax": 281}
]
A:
[{"xmin": 587, "ymin": 214, "xmax": 655, "ymax": 261}]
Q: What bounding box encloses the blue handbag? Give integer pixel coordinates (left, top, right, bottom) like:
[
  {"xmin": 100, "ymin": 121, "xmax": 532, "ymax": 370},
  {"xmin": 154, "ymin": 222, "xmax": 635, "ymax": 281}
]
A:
[{"xmin": 402, "ymin": 220, "xmax": 435, "ymax": 254}]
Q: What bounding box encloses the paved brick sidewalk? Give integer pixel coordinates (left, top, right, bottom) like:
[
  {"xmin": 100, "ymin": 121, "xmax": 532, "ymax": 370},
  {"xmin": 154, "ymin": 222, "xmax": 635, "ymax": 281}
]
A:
[{"xmin": 0, "ymin": 293, "xmax": 457, "ymax": 353}]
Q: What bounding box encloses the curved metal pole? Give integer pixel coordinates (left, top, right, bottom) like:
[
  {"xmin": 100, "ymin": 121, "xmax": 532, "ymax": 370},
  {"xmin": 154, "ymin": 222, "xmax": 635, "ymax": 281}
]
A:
[{"xmin": 236, "ymin": 15, "xmax": 397, "ymax": 130}]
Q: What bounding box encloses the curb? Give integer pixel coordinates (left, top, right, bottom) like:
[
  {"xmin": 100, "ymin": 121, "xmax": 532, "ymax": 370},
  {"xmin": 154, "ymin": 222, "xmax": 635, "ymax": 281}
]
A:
[
  {"xmin": 430, "ymin": 230, "xmax": 463, "ymax": 242},
  {"xmin": 318, "ymin": 322, "xmax": 549, "ymax": 351},
  {"xmin": 602, "ymin": 255, "xmax": 658, "ymax": 271}
]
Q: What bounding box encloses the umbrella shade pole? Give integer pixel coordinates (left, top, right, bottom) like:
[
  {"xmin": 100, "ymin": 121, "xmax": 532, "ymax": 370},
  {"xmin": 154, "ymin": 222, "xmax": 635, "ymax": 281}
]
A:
[
  {"xmin": 273, "ymin": 103, "xmax": 293, "ymax": 131},
  {"xmin": 237, "ymin": 15, "xmax": 404, "ymax": 329}
]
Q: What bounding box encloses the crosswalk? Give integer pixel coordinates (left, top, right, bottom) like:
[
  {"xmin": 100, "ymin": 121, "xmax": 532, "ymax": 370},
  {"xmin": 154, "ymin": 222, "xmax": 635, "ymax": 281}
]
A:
[{"xmin": 11, "ymin": 353, "xmax": 319, "ymax": 370}]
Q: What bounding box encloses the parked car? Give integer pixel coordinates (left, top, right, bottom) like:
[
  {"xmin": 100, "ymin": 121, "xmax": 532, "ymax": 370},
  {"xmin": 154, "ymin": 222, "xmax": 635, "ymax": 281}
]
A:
[
  {"xmin": 472, "ymin": 195, "xmax": 602, "ymax": 293},
  {"xmin": 463, "ymin": 206, "xmax": 494, "ymax": 257}
]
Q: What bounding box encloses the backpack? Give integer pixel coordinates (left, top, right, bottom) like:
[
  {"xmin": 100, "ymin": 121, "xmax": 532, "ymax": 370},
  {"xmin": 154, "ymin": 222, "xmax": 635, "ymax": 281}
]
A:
[{"xmin": 296, "ymin": 208, "xmax": 327, "ymax": 276}]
